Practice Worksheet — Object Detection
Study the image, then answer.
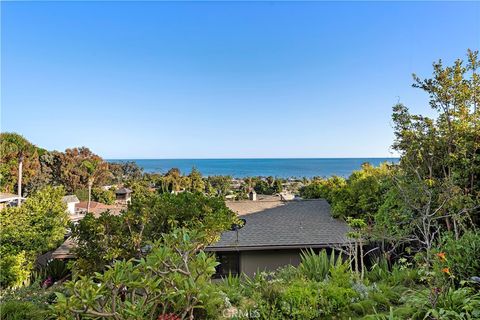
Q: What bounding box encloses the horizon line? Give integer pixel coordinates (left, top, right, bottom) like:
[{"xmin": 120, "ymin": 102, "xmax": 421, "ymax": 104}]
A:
[{"xmin": 106, "ymin": 157, "xmax": 400, "ymax": 161}]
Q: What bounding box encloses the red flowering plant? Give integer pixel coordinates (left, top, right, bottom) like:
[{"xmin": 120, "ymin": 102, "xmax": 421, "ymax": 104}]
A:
[
  {"xmin": 414, "ymin": 248, "xmax": 456, "ymax": 309},
  {"xmin": 425, "ymin": 249, "xmax": 455, "ymax": 303}
]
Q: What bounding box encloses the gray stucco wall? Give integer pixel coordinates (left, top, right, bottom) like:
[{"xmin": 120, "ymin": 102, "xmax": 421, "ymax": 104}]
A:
[{"xmin": 240, "ymin": 249, "xmax": 302, "ymax": 277}]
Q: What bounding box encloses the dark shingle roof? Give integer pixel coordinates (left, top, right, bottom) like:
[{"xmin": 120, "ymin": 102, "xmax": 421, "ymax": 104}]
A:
[{"xmin": 208, "ymin": 199, "xmax": 350, "ymax": 251}]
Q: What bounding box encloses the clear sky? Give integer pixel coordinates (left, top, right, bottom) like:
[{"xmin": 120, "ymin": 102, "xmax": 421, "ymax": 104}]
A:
[{"xmin": 1, "ymin": 1, "xmax": 479, "ymax": 159}]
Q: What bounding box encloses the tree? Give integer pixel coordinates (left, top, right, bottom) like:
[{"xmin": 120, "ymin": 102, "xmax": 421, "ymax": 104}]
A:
[
  {"xmin": 92, "ymin": 187, "xmax": 116, "ymax": 204},
  {"xmin": 346, "ymin": 217, "xmax": 367, "ymax": 279},
  {"xmin": 300, "ymin": 176, "xmax": 346, "ymax": 201},
  {"xmin": 52, "ymin": 229, "xmax": 222, "ymax": 320},
  {"xmin": 391, "ymin": 50, "xmax": 480, "ymax": 255},
  {"xmin": 81, "ymin": 158, "xmax": 111, "ymax": 212},
  {"xmin": 188, "ymin": 167, "xmax": 205, "ymax": 193},
  {"xmin": 72, "ymin": 191, "xmax": 237, "ymax": 274},
  {"xmin": 0, "ymin": 186, "xmax": 69, "ymax": 288},
  {"xmin": 274, "ymin": 179, "xmax": 283, "ymax": 193},
  {"xmin": 254, "ymin": 179, "xmax": 271, "ymax": 194},
  {"xmin": 300, "ymin": 164, "xmax": 392, "ymax": 221},
  {"xmin": 0, "ymin": 133, "xmax": 40, "ymax": 195},
  {"xmin": 163, "ymin": 168, "xmax": 183, "ymax": 192},
  {"xmin": 108, "ymin": 161, "xmax": 144, "ymax": 184},
  {"xmin": 55, "ymin": 147, "xmax": 106, "ymax": 193},
  {"xmin": 71, "ymin": 212, "xmax": 132, "ymax": 274},
  {"xmin": 206, "ymin": 175, "xmax": 231, "ymax": 196}
]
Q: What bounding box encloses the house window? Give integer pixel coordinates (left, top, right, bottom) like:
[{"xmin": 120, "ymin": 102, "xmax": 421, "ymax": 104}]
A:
[{"xmin": 214, "ymin": 252, "xmax": 240, "ymax": 278}]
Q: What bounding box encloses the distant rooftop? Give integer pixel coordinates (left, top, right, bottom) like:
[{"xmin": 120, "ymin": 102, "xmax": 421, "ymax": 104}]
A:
[
  {"xmin": 210, "ymin": 199, "xmax": 350, "ymax": 251},
  {"xmin": 62, "ymin": 195, "xmax": 80, "ymax": 203},
  {"xmin": 76, "ymin": 201, "xmax": 125, "ymax": 216},
  {"xmin": 115, "ymin": 187, "xmax": 132, "ymax": 195},
  {"xmin": 226, "ymin": 196, "xmax": 284, "ymax": 216},
  {"xmin": 0, "ymin": 192, "xmax": 21, "ymax": 202},
  {"xmin": 51, "ymin": 238, "xmax": 76, "ymax": 259}
]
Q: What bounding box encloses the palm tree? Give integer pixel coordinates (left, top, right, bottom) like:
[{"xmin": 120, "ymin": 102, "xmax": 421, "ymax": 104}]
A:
[
  {"xmin": 82, "ymin": 159, "xmax": 111, "ymax": 212},
  {"xmin": 17, "ymin": 152, "xmax": 23, "ymax": 206},
  {"xmin": 0, "ymin": 133, "xmax": 37, "ymax": 206}
]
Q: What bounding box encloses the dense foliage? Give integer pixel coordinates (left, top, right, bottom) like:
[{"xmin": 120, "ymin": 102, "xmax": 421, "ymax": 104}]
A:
[
  {"xmin": 71, "ymin": 191, "xmax": 237, "ymax": 274},
  {"xmin": 52, "ymin": 229, "xmax": 222, "ymax": 320},
  {"xmin": 217, "ymin": 245, "xmax": 480, "ymax": 320},
  {"xmin": 0, "ymin": 132, "xmax": 40, "ymax": 194},
  {"xmin": 0, "ymin": 187, "xmax": 69, "ymax": 288}
]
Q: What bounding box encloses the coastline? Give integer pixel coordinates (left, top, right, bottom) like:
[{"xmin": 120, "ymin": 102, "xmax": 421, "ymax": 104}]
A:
[{"xmin": 107, "ymin": 158, "xmax": 399, "ymax": 178}]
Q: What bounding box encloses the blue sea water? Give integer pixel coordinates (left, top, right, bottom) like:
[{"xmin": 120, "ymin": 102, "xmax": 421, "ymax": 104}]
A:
[{"xmin": 108, "ymin": 158, "xmax": 399, "ymax": 178}]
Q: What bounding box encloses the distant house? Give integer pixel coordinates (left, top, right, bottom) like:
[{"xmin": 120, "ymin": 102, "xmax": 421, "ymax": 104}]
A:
[
  {"xmin": 206, "ymin": 199, "xmax": 350, "ymax": 277},
  {"xmin": 62, "ymin": 195, "xmax": 80, "ymax": 215},
  {"xmin": 75, "ymin": 201, "xmax": 125, "ymax": 217},
  {"xmin": 115, "ymin": 187, "xmax": 132, "ymax": 203},
  {"xmin": 0, "ymin": 192, "xmax": 24, "ymax": 209}
]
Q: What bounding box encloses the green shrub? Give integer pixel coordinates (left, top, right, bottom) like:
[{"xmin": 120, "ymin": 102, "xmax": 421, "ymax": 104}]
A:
[
  {"xmin": 0, "ymin": 280, "xmax": 65, "ymax": 309},
  {"xmin": 367, "ymin": 256, "xmax": 390, "ymax": 283},
  {"xmin": 0, "ymin": 301, "xmax": 45, "ymax": 320},
  {"xmin": 43, "ymin": 259, "xmax": 70, "ymax": 282},
  {"xmin": 276, "ymin": 264, "xmax": 300, "ymax": 282},
  {"xmin": 318, "ymin": 280, "xmax": 358, "ymax": 316},
  {"xmin": 350, "ymin": 299, "xmax": 377, "ymax": 316},
  {"xmin": 51, "ymin": 229, "xmax": 223, "ymax": 320},
  {"xmin": 74, "ymin": 188, "xmax": 89, "ymax": 201},
  {"xmin": 0, "ymin": 251, "xmax": 32, "ymax": 289},
  {"xmin": 218, "ymin": 273, "xmax": 244, "ymax": 305},
  {"xmin": 298, "ymin": 249, "xmax": 345, "ymax": 282},
  {"xmin": 0, "ymin": 187, "xmax": 69, "ymax": 289},
  {"xmin": 405, "ymin": 287, "xmax": 480, "ymax": 320},
  {"xmin": 91, "ymin": 187, "xmax": 115, "ymax": 204},
  {"xmin": 280, "ymin": 279, "xmax": 321, "ymax": 319},
  {"xmin": 439, "ymin": 231, "xmax": 480, "ymax": 283},
  {"xmin": 389, "ymin": 264, "xmax": 419, "ymax": 287}
]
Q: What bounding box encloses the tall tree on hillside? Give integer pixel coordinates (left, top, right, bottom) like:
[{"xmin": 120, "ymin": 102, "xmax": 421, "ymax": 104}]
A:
[
  {"xmin": 82, "ymin": 159, "xmax": 111, "ymax": 212},
  {"xmin": 0, "ymin": 133, "xmax": 40, "ymax": 196},
  {"xmin": 390, "ymin": 49, "xmax": 480, "ymax": 255}
]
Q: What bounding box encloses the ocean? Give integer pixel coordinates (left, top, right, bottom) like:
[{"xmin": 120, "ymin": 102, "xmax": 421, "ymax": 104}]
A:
[{"xmin": 107, "ymin": 158, "xmax": 398, "ymax": 178}]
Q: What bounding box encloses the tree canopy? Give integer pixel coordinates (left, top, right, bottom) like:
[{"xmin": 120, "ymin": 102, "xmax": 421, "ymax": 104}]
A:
[{"xmin": 0, "ymin": 187, "xmax": 69, "ymax": 288}]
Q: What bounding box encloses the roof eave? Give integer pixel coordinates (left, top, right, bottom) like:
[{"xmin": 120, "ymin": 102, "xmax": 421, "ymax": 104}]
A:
[{"xmin": 205, "ymin": 242, "xmax": 350, "ymax": 252}]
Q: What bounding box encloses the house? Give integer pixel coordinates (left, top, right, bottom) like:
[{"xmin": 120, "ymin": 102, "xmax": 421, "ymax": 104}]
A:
[
  {"xmin": 62, "ymin": 195, "xmax": 80, "ymax": 215},
  {"xmin": 75, "ymin": 201, "xmax": 125, "ymax": 217},
  {"xmin": 0, "ymin": 192, "xmax": 24, "ymax": 209},
  {"xmin": 206, "ymin": 199, "xmax": 350, "ymax": 277},
  {"xmin": 115, "ymin": 187, "xmax": 132, "ymax": 203},
  {"xmin": 61, "ymin": 195, "xmax": 83, "ymax": 222}
]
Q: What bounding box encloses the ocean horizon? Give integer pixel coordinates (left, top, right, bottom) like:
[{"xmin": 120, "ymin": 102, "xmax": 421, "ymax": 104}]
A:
[{"xmin": 107, "ymin": 158, "xmax": 399, "ymax": 178}]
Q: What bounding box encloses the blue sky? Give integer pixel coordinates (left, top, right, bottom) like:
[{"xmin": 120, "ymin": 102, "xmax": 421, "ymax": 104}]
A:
[{"xmin": 1, "ymin": 1, "xmax": 479, "ymax": 159}]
